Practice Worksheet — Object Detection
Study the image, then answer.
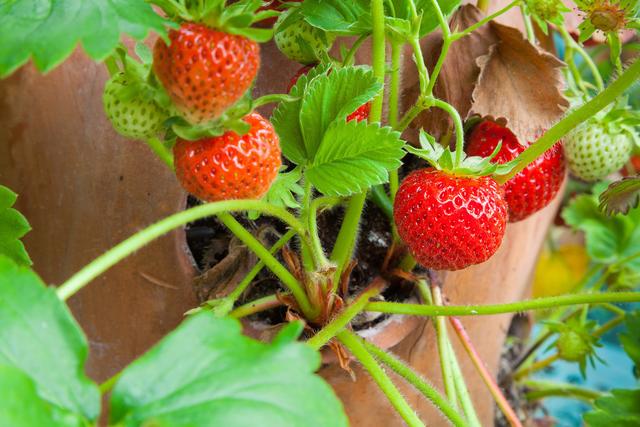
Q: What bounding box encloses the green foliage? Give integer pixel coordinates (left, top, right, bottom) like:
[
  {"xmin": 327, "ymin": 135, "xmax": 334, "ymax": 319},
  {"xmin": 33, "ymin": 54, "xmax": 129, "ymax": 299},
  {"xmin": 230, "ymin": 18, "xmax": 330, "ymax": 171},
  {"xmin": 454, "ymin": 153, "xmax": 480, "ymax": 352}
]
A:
[
  {"xmin": 0, "ymin": 256, "xmax": 100, "ymax": 424},
  {"xmin": 405, "ymin": 130, "xmax": 518, "ymax": 176},
  {"xmin": 264, "ymin": 167, "xmax": 305, "ymax": 210},
  {"xmin": 563, "ymin": 183, "xmax": 640, "ymax": 288},
  {"xmin": 0, "ymin": 185, "xmax": 31, "ymax": 266},
  {"xmin": 620, "ymin": 310, "xmax": 640, "ymax": 372},
  {"xmin": 300, "ymin": 0, "xmax": 461, "ymax": 38},
  {"xmin": 0, "ymin": 365, "xmax": 69, "ymax": 427},
  {"xmin": 306, "ymin": 120, "xmax": 405, "ymax": 196},
  {"xmin": 583, "ymin": 389, "xmax": 640, "ymax": 426},
  {"xmin": 0, "ymin": 0, "xmax": 170, "ymax": 78},
  {"xmin": 299, "ymin": 67, "xmax": 381, "ymax": 158},
  {"xmin": 110, "ymin": 316, "xmax": 348, "ymax": 427}
]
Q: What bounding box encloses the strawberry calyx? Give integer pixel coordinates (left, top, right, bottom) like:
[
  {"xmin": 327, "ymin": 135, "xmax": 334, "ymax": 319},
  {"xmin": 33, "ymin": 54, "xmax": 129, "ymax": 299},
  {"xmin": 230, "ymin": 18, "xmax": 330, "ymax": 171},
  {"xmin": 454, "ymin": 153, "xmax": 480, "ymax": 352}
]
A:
[
  {"xmin": 405, "ymin": 130, "xmax": 519, "ymax": 178},
  {"xmin": 151, "ymin": 0, "xmax": 277, "ymax": 42}
]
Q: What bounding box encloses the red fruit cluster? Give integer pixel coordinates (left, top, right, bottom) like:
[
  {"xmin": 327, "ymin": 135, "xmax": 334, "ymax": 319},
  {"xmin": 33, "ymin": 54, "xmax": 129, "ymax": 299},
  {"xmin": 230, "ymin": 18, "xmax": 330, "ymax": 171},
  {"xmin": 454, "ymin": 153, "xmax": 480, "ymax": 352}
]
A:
[
  {"xmin": 466, "ymin": 121, "xmax": 566, "ymax": 222},
  {"xmin": 393, "ymin": 169, "xmax": 508, "ymax": 271},
  {"xmin": 173, "ymin": 113, "xmax": 281, "ymax": 202},
  {"xmin": 153, "ymin": 23, "xmax": 260, "ymax": 124},
  {"xmin": 288, "ymin": 65, "xmax": 371, "ymax": 122}
]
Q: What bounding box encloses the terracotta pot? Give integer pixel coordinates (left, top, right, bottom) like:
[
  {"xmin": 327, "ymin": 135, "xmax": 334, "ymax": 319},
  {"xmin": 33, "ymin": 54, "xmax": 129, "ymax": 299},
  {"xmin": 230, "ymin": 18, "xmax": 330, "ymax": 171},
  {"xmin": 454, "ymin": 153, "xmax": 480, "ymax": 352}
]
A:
[{"xmin": 0, "ymin": 4, "xmax": 560, "ymax": 424}]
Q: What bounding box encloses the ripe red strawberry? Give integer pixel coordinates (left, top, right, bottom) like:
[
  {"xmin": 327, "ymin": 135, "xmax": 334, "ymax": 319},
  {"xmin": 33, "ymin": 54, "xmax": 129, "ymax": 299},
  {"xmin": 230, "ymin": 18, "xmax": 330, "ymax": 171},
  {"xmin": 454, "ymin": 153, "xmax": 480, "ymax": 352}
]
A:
[
  {"xmin": 173, "ymin": 113, "xmax": 281, "ymax": 201},
  {"xmin": 394, "ymin": 169, "xmax": 508, "ymax": 271},
  {"xmin": 287, "ymin": 65, "xmax": 371, "ymax": 122},
  {"xmin": 466, "ymin": 121, "xmax": 566, "ymax": 222},
  {"xmin": 153, "ymin": 23, "xmax": 259, "ymax": 124}
]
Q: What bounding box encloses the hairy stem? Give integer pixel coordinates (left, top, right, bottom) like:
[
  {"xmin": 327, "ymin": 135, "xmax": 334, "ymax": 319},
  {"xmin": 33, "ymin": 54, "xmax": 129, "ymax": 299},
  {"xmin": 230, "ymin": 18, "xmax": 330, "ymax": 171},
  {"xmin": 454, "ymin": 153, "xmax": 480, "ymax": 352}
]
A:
[
  {"xmin": 217, "ymin": 212, "xmax": 317, "ymax": 320},
  {"xmin": 56, "ymin": 200, "xmax": 308, "ymax": 300},
  {"xmin": 431, "ymin": 98, "xmax": 465, "ymax": 166},
  {"xmin": 452, "ymin": 1, "xmax": 521, "ymax": 40},
  {"xmin": 523, "ymin": 380, "xmax": 602, "ymax": 402},
  {"xmin": 520, "ymin": 4, "xmax": 535, "ymax": 43},
  {"xmin": 146, "ymin": 137, "xmax": 175, "ymax": 169},
  {"xmin": 229, "ymin": 294, "xmax": 283, "ymax": 319},
  {"xmin": 338, "ymin": 330, "xmax": 425, "ymax": 427},
  {"xmin": 450, "ymin": 317, "xmax": 523, "ymax": 427},
  {"xmin": 432, "ymin": 286, "xmax": 459, "ymax": 409},
  {"xmin": 227, "ymin": 230, "xmax": 295, "ymax": 303},
  {"xmin": 307, "ymin": 283, "xmax": 383, "ymax": 350},
  {"xmin": 496, "ymin": 58, "xmax": 640, "ymax": 183},
  {"xmin": 513, "ymin": 353, "xmax": 560, "ymax": 381},
  {"xmin": 366, "ymin": 292, "xmax": 640, "ymax": 316},
  {"xmin": 362, "ymin": 339, "xmax": 468, "ymax": 427}
]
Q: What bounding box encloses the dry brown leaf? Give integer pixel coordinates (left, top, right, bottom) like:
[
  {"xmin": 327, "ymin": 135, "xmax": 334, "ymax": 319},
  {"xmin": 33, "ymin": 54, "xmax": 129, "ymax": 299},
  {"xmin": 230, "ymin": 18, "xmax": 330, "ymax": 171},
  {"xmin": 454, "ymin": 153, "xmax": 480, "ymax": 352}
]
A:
[
  {"xmin": 404, "ymin": 4, "xmax": 499, "ymax": 140},
  {"xmin": 192, "ymin": 226, "xmax": 279, "ymax": 302},
  {"xmin": 470, "ymin": 22, "xmax": 569, "ymax": 143}
]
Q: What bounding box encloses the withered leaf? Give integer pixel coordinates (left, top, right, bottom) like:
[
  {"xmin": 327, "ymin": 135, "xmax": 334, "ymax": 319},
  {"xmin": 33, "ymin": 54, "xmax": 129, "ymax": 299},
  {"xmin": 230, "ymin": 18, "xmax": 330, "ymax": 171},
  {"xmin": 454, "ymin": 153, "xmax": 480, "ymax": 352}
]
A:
[
  {"xmin": 192, "ymin": 226, "xmax": 280, "ymax": 302},
  {"xmin": 470, "ymin": 22, "xmax": 569, "ymax": 143},
  {"xmin": 404, "ymin": 5, "xmax": 499, "ymax": 141}
]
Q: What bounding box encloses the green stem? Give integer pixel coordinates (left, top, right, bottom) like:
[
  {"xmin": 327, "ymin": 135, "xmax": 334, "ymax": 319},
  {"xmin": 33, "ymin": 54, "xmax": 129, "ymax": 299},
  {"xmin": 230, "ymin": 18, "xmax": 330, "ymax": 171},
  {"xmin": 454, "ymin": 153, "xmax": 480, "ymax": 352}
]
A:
[
  {"xmin": 337, "ymin": 330, "xmax": 425, "ymax": 427},
  {"xmin": 425, "ymin": 0, "xmax": 451, "ymax": 95},
  {"xmin": 513, "ymin": 353, "xmax": 559, "ymax": 381},
  {"xmin": 55, "ymin": 200, "xmax": 307, "ymax": 300},
  {"xmin": 523, "ymin": 380, "xmax": 602, "ymax": 402},
  {"xmin": 343, "ymin": 34, "xmax": 368, "ymax": 66},
  {"xmin": 594, "ymin": 314, "xmax": 625, "ymax": 337},
  {"xmin": 252, "ymin": 93, "xmax": 299, "ymax": 108},
  {"xmin": 409, "ymin": 37, "xmax": 430, "ymax": 97},
  {"xmin": 557, "ymin": 26, "xmax": 604, "ymax": 92},
  {"xmin": 362, "ymin": 339, "xmax": 468, "ymax": 427},
  {"xmin": 370, "ymin": 186, "xmax": 393, "ymax": 220},
  {"xmin": 146, "ymin": 137, "xmax": 174, "ymax": 170},
  {"xmin": 227, "ymin": 230, "xmax": 295, "ymax": 303},
  {"xmin": 310, "ymin": 196, "xmax": 340, "ymax": 274},
  {"xmin": 99, "ymin": 372, "xmax": 121, "ymax": 395},
  {"xmin": 229, "ymin": 294, "xmax": 283, "ymax": 319},
  {"xmin": 450, "ymin": 317, "xmax": 523, "ymax": 427},
  {"xmin": 103, "ymin": 56, "xmax": 119, "ymax": 77},
  {"xmin": 451, "ymin": 1, "xmax": 521, "ymax": 41},
  {"xmin": 366, "ymin": 292, "xmax": 640, "ymax": 316},
  {"xmin": 300, "ymin": 179, "xmax": 317, "ymax": 271},
  {"xmin": 431, "ymin": 98, "xmax": 465, "ymax": 166},
  {"xmin": 307, "ymin": 284, "xmax": 383, "ymax": 350},
  {"xmin": 432, "ymin": 286, "xmax": 459, "ymax": 409},
  {"xmin": 388, "ymin": 39, "xmax": 403, "ymax": 202},
  {"xmin": 447, "ymin": 340, "xmax": 482, "ymax": 427},
  {"xmin": 476, "ymin": 0, "xmax": 490, "ymax": 13},
  {"xmin": 396, "ymin": 101, "xmax": 424, "ymax": 132},
  {"xmin": 495, "ymin": 58, "xmax": 640, "ymax": 183},
  {"xmin": 330, "ymin": 0, "xmax": 387, "ymax": 281},
  {"xmin": 520, "ymin": 4, "xmax": 535, "ymax": 43},
  {"xmin": 558, "ymin": 27, "xmax": 588, "ymax": 92},
  {"xmin": 217, "ymin": 212, "xmax": 317, "ymax": 320}
]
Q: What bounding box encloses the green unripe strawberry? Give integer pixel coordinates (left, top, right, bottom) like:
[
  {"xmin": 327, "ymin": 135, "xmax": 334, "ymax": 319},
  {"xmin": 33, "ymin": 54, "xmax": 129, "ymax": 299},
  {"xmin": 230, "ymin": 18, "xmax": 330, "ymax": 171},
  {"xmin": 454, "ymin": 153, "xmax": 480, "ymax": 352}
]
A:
[
  {"xmin": 556, "ymin": 329, "xmax": 590, "ymax": 362},
  {"xmin": 564, "ymin": 121, "xmax": 633, "ymax": 181},
  {"xmin": 103, "ymin": 73, "xmax": 167, "ymax": 140},
  {"xmin": 274, "ymin": 9, "xmax": 335, "ymax": 64}
]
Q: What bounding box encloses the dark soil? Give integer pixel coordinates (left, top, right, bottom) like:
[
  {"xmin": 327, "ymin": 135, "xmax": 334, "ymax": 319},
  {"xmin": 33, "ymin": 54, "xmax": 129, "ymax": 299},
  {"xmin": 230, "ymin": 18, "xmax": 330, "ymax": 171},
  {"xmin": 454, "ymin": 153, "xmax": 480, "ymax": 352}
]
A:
[{"xmin": 184, "ymin": 194, "xmax": 416, "ymax": 327}]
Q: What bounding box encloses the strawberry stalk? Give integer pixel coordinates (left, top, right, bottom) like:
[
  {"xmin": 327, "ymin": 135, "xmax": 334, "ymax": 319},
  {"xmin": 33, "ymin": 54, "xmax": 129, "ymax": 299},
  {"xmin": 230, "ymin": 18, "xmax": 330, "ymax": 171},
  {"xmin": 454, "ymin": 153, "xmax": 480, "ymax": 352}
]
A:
[
  {"xmin": 337, "ymin": 330, "xmax": 426, "ymax": 427},
  {"xmin": 229, "ymin": 294, "xmax": 285, "ymax": 319},
  {"xmin": 55, "ymin": 200, "xmax": 313, "ymax": 310},
  {"xmin": 361, "ymin": 339, "xmax": 468, "ymax": 427},
  {"xmin": 495, "ymin": 57, "xmax": 640, "ymax": 183},
  {"xmin": 449, "ymin": 316, "xmax": 524, "ymax": 427},
  {"xmin": 366, "ymin": 291, "xmax": 640, "ymax": 316},
  {"xmin": 519, "ymin": 4, "xmax": 536, "ymax": 42},
  {"xmin": 146, "ymin": 136, "xmax": 174, "ymax": 169}
]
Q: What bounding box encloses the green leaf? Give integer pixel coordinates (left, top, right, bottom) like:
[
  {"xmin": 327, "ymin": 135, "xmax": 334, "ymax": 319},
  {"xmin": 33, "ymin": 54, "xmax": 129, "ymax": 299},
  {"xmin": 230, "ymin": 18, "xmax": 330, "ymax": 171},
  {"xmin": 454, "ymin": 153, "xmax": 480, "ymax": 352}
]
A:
[
  {"xmin": 0, "ymin": 365, "xmax": 70, "ymax": 426},
  {"xmin": 620, "ymin": 310, "xmax": 640, "ymax": 370},
  {"xmin": 300, "ymin": 0, "xmax": 370, "ymax": 35},
  {"xmin": 584, "ymin": 389, "xmax": 640, "ymax": 426},
  {"xmin": 562, "ymin": 184, "xmax": 640, "ymax": 279},
  {"xmin": 0, "ymin": 185, "xmax": 31, "ymax": 266},
  {"xmin": 599, "ymin": 177, "xmax": 640, "ymax": 216},
  {"xmin": 300, "ymin": 66, "xmax": 381, "ymax": 160},
  {"xmin": 110, "ymin": 314, "xmax": 348, "ymax": 427},
  {"xmin": 264, "ymin": 167, "xmax": 305, "ymax": 210},
  {"xmin": 0, "ymin": 0, "xmax": 170, "ymax": 78},
  {"xmin": 0, "ymin": 256, "xmax": 100, "ymax": 423},
  {"xmin": 300, "ymin": 0, "xmax": 460, "ymax": 37},
  {"xmin": 272, "ymin": 66, "xmax": 332, "ymax": 164},
  {"xmin": 306, "ymin": 120, "xmax": 405, "ymax": 196}
]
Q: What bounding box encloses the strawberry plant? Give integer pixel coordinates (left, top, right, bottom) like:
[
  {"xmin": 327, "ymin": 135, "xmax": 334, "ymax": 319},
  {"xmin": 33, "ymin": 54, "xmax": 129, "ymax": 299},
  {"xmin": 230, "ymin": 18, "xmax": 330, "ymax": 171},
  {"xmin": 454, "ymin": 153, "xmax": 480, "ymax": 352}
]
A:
[{"xmin": 1, "ymin": 0, "xmax": 640, "ymax": 425}]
